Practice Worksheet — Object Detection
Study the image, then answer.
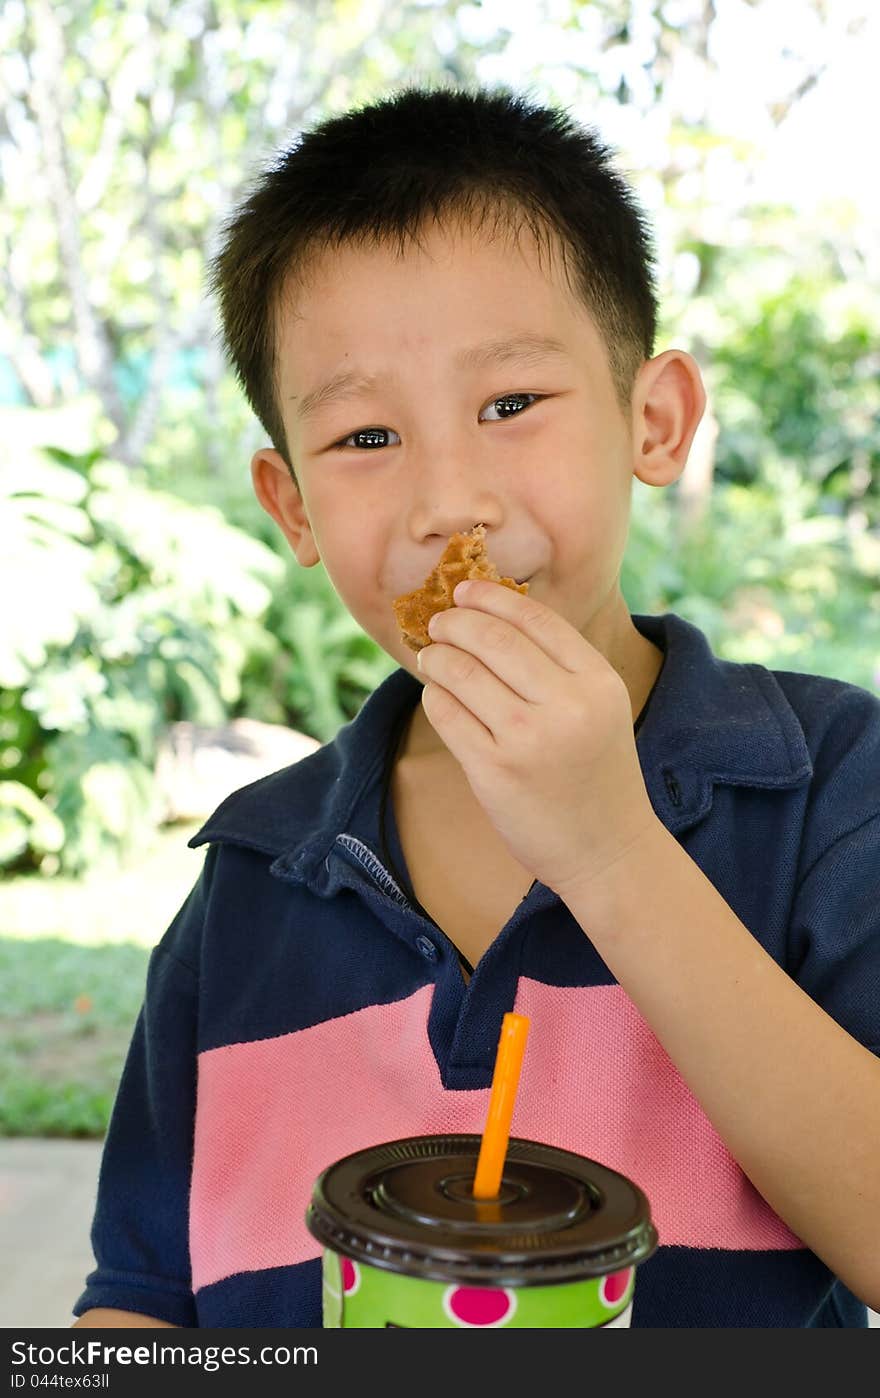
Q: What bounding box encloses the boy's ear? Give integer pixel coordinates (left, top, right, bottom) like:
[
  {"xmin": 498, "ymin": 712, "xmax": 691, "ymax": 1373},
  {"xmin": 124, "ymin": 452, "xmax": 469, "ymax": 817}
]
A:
[
  {"xmin": 630, "ymin": 349, "xmax": 707, "ymax": 488},
  {"xmin": 250, "ymin": 449, "xmax": 321, "ymax": 567}
]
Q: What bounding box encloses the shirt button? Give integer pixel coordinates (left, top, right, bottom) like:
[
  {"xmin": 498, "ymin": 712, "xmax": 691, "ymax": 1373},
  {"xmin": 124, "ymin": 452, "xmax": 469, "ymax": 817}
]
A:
[{"xmin": 415, "ymin": 934, "xmax": 438, "ymax": 961}]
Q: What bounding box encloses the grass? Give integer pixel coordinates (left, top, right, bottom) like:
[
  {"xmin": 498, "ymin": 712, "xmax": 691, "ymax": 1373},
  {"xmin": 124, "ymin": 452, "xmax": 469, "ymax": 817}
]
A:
[{"xmin": 0, "ymin": 821, "xmax": 205, "ymax": 1137}]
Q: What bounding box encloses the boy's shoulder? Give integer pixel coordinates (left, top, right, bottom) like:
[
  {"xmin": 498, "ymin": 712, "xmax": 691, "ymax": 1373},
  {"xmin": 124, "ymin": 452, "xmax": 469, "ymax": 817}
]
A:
[
  {"xmin": 187, "ymin": 664, "xmax": 418, "ymax": 861},
  {"xmin": 767, "ymin": 662, "xmax": 880, "ymax": 748},
  {"xmin": 635, "ymin": 610, "xmax": 879, "ymax": 745},
  {"xmin": 628, "ymin": 613, "xmax": 879, "ymax": 840},
  {"xmin": 756, "ymin": 661, "xmax": 880, "ymax": 837}
]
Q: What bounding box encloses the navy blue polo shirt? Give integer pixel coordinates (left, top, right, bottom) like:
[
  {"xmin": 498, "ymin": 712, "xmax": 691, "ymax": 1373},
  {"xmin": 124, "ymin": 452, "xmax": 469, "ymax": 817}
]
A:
[{"xmin": 73, "ymin": 611, "xmax": 880, "ymax": 1327}]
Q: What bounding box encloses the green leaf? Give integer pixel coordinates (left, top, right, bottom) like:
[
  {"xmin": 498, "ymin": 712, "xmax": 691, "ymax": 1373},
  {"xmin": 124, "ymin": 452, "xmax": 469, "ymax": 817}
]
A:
[{"xmin": 0, "ymin": 781, "xmax": 66, "ymax": 864}]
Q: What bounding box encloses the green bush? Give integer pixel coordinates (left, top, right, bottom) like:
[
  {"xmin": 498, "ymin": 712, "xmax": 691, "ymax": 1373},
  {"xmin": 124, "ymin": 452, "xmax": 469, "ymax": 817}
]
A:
[
  {"xmin": 239, "ymin": 555, "xmax": 399, "ymax": 744},
  {"xmin": 710, "ymin": 265, "xmax": 880, "ymax": 517},
  {"xmin": 624, "ymin": 461, "xmax": 880, "ymax": 690},
  {"xmin": 638, "ymin": 242, "xmax": 880, "ymax": 690},
  {"xmin": 0, "ymin": 400, "xmax": 285, "ymax": 874}
]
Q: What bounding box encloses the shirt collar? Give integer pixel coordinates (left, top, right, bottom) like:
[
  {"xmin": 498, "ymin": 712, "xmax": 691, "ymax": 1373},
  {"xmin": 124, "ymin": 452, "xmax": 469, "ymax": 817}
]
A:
[
  {"xmin": 189, "ymin": 611, "xmax": 813, "ymax": 874},
  {"xmin": 630, "ymin": 612, "xmax": 812, "ymax": 831}
]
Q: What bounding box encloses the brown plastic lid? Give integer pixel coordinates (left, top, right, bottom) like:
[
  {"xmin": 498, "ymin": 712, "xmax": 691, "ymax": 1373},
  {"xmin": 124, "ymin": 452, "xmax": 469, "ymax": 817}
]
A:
[{"xmin": 305, "ymin": 1134, "xmax": 658, "ymax": 1286}]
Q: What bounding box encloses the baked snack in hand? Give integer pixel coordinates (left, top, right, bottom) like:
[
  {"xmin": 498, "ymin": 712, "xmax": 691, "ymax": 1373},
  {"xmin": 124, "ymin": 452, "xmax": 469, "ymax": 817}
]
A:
[{"xmin": 392, "ymin": 523, "xmax": 529, "ymax": 653}]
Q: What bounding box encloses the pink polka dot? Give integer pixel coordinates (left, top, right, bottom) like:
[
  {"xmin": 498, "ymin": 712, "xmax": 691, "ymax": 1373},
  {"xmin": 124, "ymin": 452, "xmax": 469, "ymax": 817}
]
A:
[
  {"xmin": 342, "ymin": 1257, "xmax": 359, "ymax": 1294},
  {"xmin": 446, "ymin": 1286, "xmax": 515, "ymax": 1327},
  {"xmin": 600, "ymin": 1269, "xmax": 632, "ymax": 1306}
]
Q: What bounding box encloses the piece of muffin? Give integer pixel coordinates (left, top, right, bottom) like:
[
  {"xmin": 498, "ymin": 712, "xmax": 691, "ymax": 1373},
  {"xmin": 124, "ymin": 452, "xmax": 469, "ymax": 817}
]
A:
[{"xmin": 392, "ymin": 523, "xmax": 529, "ymax": 653}]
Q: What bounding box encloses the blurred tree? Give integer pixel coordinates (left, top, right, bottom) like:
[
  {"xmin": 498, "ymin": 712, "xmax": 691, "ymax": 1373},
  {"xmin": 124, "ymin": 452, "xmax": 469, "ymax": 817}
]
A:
[
  {"xmin": 553, "ymin": 0, "xmax": 871, "ymax": 529},
  {"xmin": 1, "ymin": 0, "xmax": 512, "ymax": 471},
  {"xmin": 3, "ymin": 0, "xmax": 866, "ymax": 497}
]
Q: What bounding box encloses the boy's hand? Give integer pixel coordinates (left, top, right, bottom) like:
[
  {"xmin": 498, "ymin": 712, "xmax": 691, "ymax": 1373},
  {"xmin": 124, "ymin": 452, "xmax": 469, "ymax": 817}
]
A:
[{"xmin": 416, "ymin": 579, "xmax": 659, "ymax": 900}]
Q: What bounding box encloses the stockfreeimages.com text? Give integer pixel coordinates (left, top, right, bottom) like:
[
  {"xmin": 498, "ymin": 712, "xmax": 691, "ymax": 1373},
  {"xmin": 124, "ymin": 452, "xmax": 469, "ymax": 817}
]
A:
[{"xmin": 11, "ymin": 1341, "xmax": 316, "ymax": 1374}]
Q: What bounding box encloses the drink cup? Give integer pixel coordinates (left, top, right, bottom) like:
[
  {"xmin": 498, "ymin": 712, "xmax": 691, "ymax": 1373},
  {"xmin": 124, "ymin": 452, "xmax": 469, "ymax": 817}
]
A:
[{"xmin": 305, "ymin": 1133, "xmax": 657, "ymax": 1328}]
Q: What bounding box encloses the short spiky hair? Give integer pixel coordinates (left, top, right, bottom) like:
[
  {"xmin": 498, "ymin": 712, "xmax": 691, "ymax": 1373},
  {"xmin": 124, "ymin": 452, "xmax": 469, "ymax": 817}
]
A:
[{"xmin": 206, "ymin": 84, "xmax": 659, "ymax": 486}]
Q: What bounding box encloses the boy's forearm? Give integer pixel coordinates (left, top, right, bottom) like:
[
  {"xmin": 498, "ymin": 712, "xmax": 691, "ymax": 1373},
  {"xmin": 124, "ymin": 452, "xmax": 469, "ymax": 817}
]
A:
[{"xmin": 559, "ymin": 818, "xmax": 880, "ymax": 1313}]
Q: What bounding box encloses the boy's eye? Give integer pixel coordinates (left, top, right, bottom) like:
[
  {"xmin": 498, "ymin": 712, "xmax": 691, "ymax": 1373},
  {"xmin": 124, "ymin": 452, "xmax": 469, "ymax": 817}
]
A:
[
  {"xmin": 333, "ymin": 393, "xmax": 543, "ymax": 450},
  {"xmin": 337, "ymin": 426, "xmax": 400, "ymax": 450},
  {"xmin": 480, "ymin": 392, "xmax": 541, "ymax": 421}
]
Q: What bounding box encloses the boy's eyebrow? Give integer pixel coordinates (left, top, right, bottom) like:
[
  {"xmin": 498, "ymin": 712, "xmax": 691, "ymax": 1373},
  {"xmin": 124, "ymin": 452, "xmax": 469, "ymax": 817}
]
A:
[{"xmin": 291, "ymin": 333, "xmax": 570, "ymax": 422}]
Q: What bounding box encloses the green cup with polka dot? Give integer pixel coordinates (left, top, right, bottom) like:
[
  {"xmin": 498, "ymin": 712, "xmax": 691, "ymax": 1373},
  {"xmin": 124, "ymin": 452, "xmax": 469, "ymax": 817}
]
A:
[{"xmin": 306, "ymin": 1135, "xmax": 657, "ymax": 1328}]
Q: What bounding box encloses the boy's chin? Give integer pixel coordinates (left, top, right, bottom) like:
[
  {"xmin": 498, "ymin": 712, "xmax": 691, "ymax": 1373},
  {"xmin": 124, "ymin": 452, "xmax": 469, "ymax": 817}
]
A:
[{"xmin": 380, "ymin": 635, "xmax": 423, "ymax": 674}]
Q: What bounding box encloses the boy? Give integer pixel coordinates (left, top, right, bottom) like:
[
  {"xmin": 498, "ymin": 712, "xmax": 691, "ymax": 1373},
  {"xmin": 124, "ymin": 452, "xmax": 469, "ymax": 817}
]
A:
[{"xmin": 72, "ymin": 85, "xmax": 880, "ymax": 1328}]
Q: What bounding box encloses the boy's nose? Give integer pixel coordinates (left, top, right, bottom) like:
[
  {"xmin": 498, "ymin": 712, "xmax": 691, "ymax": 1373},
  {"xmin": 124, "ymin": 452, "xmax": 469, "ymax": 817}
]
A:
[
  {"xmin": 407, "ymin": 469, "xmax": 505, "ymax": 544},
  {"xmin": 411, "ymin": 508, "xmax": 503, "ymax": 554}
]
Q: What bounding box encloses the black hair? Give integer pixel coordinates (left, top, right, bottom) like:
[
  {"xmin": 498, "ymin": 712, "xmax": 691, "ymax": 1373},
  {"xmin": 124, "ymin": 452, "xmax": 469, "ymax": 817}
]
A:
[{"xmin": 206, "ymin": 82, "xmax": 659, "ymax": 485}]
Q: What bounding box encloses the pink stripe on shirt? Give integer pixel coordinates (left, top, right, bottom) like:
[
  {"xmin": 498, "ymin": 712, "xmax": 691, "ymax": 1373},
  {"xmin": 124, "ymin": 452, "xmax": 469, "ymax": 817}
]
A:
[{"xmin": 190, "ymin": 979, "xmax": 802, "ymax": 1291}]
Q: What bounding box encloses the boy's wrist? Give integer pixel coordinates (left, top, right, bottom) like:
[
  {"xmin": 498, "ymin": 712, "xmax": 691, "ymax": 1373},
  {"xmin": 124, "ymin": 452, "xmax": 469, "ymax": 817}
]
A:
[{"xmin": 553, "ymin": 813, "xmax": 669, "ymax": 935}]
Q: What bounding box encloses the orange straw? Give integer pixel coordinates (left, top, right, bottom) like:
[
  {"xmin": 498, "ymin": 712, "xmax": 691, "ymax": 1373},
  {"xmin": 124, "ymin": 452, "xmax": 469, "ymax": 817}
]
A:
[{"xmin": 472, "ymin": 1012, "xmax": 530, "ymax": 1199}]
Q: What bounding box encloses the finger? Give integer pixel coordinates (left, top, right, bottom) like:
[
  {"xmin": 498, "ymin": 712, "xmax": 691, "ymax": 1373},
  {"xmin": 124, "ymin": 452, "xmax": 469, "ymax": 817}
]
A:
[
  {"xmin": 426, "ymin": 606, "xmax": 555, "ymax": 706},
  {"xmin": 420, "ymin": 671, "xmax": 498, "ymax": 766},
  {"xmin": 419, "ymin": 642, "xmax": 523, "ymax": 748},
  {"xmin": 451, "ymin": 579, "xmax": 585, "ymax": 673}
]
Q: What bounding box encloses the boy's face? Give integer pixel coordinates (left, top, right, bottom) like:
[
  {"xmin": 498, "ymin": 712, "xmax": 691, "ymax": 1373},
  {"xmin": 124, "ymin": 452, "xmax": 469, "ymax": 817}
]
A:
[{"xmin": 254, "ymin": 216, "xmax": 702, "ymax": 679}]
